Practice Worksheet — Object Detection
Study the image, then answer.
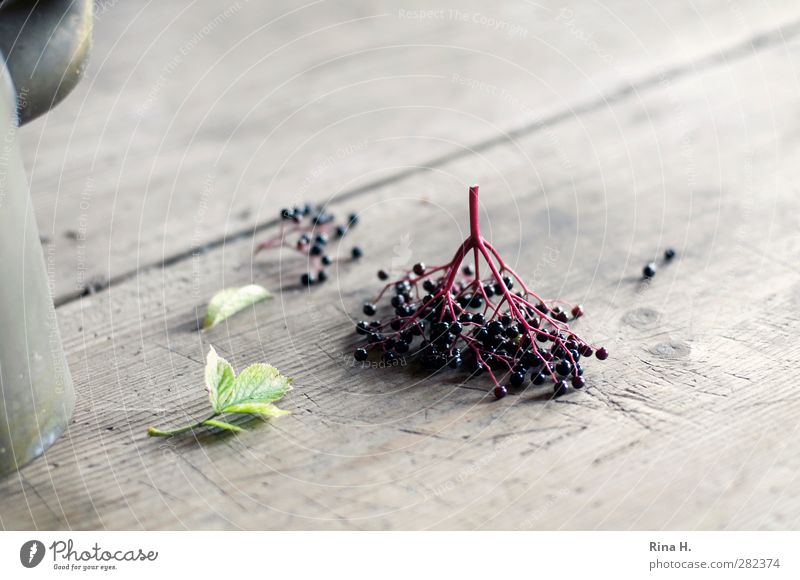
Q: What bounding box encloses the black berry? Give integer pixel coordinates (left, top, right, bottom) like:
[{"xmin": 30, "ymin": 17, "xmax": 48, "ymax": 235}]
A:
[
  {"xmin": 553, "ymin": 380, "xmax": 570, "ymax": 397},
  {"xmin": 509, "ymin": 371, "xmax": 525, "ymax": 387}
]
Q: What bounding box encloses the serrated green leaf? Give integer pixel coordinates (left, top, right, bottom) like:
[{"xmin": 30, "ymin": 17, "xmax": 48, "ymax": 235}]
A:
[
  {"xmin": 222, "ymin": 402, "xmax": 290, "ymax": 418},
  {"xmin": 202, "ymin": 284, "xmax": 272, "ymax": 329},
  {"xmin": 149, "ymin": 347, "xmax": 292, "ymax": 438},
  {"xmin": 202, "ymin": 419, "xmax": 245, "ymax": 432},
  {"xmin": 227, "ymin": 363, "xmax": 293, "ymax": 408},
  {"xmin": 205, "ymin": 346, "xmax": 235, "ymax": 413}
]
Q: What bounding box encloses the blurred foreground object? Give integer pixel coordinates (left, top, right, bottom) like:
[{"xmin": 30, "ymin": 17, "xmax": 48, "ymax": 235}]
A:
[
  {"xmin": 0, "ymin": 0, "xmax": 92, "ymax": 124},
  {"xmin": 0, "ymin": 0, "xmax": 92, "ymax": 476}
]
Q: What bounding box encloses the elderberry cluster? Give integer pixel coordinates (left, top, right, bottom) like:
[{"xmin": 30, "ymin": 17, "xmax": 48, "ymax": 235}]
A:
[
  {"xmin": 351, "ymin": 183, "xmax": 607, "ymax": 400},
  {"xmin": 256, "ymin": 202, "xmax": 364, "ymax": 287},
  {"xmin": 353, "ymin": 263, "xmax": 607, "ymax": 400}
]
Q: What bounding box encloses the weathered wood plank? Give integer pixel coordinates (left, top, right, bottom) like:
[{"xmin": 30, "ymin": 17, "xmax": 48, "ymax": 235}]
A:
[
  {"xmin": 20, "ymin": 0, "xmax": 800, "ymax": 302},
  {"xmin": 3, "ymin": 26, "xmax": 800, "ymax": 529}
]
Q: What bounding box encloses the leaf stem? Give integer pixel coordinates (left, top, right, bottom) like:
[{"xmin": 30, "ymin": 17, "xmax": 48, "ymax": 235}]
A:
[{"xmin": 147, "ymin": 413, "xmax": 219, "ymax": 437}]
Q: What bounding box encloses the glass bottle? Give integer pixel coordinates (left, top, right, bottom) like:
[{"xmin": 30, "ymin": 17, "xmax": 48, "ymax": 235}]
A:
[{"xmin": 0, "ymin": 64, "xmax": 74, "ymax": 476}]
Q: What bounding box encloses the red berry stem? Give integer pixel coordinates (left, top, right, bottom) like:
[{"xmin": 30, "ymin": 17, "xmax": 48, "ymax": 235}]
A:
[{"xmin": 469, "ymin": 184, "xmax": 482, "ymax": 238}]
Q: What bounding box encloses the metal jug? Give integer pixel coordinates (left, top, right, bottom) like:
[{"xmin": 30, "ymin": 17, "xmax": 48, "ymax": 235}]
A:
[{"xmin": 0, "ymin": 0, "xmax": 92, "ymax": 476}]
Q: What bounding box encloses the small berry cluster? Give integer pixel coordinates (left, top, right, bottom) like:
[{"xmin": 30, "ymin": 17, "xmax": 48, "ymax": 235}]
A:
[
  {"xmin": 256, "ymin": 203, "xmax": 364, "ymax": 286},
  {"xmin": 353, "ymin": 185, "xmax": 608, "ymax": 400}
]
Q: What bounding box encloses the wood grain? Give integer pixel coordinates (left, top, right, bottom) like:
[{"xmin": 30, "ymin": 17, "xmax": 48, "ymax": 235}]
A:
[
  {"xmin": 2, "ymin": 1, "xmax": 800, "ymax": 530},
  {"xmin": 19, "ymin": 0, "xmax": 800, "ymax": 302}
]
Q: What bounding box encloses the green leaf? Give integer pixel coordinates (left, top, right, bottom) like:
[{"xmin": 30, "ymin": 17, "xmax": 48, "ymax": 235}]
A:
[
  {"xmin": 205, "ymin": 346, "xmax": 235, "ymax": 413},
  {"xmin": 202, "ymin": 284, "xmax": 272, "ymax": 329},
  {"xmin": 222, "ymin": 402, "xmax": 290, "ymax": 418},
  {"xmin": 227, "ymin": 363, "xmax": 293, "ymax": 408},
  {"xmin": 202, "ymin": 419, "xmax": 245, "ymax": 432},
  {"xmin": 148, "ymin": 347, "xmax": 292, "ymax": 439}
]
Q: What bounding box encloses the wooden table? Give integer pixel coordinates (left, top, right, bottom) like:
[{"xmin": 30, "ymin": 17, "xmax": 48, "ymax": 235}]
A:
[{"xmin": 2, "ymin": 0, "xmax": 800, "ymax": 530}]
